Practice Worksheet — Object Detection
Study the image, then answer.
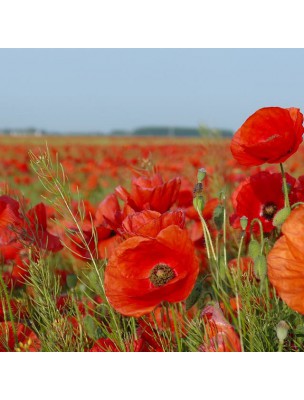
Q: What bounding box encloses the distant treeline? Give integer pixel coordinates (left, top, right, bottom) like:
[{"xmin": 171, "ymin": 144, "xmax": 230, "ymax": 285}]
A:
[
  {"xmin": 0, "ymin": 126, "xmax": 233, "ymax": 138},
  {"xmin": 112, "ymin": 126, "xmax": 233, "ymax": 138}
]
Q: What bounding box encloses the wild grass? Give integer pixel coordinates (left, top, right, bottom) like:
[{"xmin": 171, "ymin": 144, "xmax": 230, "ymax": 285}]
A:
[{"xmin": 0, "ymin": 142, "xmax": 303, "ymax": 352}]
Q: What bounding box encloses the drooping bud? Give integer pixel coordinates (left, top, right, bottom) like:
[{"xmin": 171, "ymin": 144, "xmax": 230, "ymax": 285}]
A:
[
  {"xmin": 240, "ymin": 216, "xmax": 248, "ymax": 231},
  {"xmin": 276, "ymin": 320, "xmax": 289, "ymax": 343},
  {"xmin": 197, "ymin": 168, "xmax": 207, "ymax": 182},
  {"xmin": 253, "ymin": 254, "xmax": 267, "ymax": 281},
  {"xmin": 273, "ymin": 207, "xmax": 291, "ymax": 227},
  {"xmin": 248, "ymin": 239, "xmax": 261, "ymax": 260}
]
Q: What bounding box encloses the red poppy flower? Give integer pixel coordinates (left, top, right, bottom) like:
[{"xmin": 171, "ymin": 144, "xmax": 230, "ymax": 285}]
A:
[
  {"xmin": 230, "ymin": 171, "xmax": 297, "ymax": 233},
  {"xmin": 25, "ymin": 203, "xmax": 63, "ymax": 252},
  {"xmin": 268, "ymin": 205, "xmax": 304, "ymax": 314},
  {"xmin": 199, "ymin": 303, "xmax": 242, "ymax": 352},
  {"xmin": 0, "ymin": 195, "xmax": 21, "ymax": 229},
  {"xmin": 104, "ymin": 225, "xmax": 199, "ymax": 317},
  {"xmin": 228, "ymin": 257, "xmax": 254, "ymax": 278},
  {"xmin": 0, "ymin": 299, "xmax": 26, "ymax": 322},
  {"xmin": 115, "ymin": 173, "xmax": 181, "ymax": 213},
  {"xmin": 142, "ymin": 303, "xmax": 196, "ymax": 337},
  {"xmin": 120, "ymin": 209, "xmax": 185, "ymax": 238},
  {"xmin": 89, "ymin": 332, "xmax": 163, "ymax": 352},
  {"xmin": 0, "ymin": 322, "xmax": 41, "ymax": 352},
  {"xmin": 231, "ymin": 107, "xmax": 304, "ymax": 166}
]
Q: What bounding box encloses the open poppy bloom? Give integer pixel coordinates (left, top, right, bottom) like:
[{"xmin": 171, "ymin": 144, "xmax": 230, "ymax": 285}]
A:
[
  {"xmin": 104, "ymin": 224, "xmax": 199, "ymax": 317},
  {"xmin": 231, "ymin": 107, "xmax": 304, "ymax": 166},
  {"xmin": 268, "ymin": 205, "xmax": 304, "ymax": 314},
  {"xmin": 120, "ymin": 209, "xmax": 185, "ymax": 238},
  {"xmin": 115, "ymin": 172, "xmax": 181, "ymax": 213},
  {"xmin": 24, "ymin": 203, "xmax": 63, "ymax": 253},
  {"xmin": 199, "ymin": 303, "xmax": 242, "ymax": 352},
  {"xmin": 230, "ymin": 171, "xmax": 297, "ymax": 233},
  {"xmin": 0, "ymin": 322, "xmax": 41, "ymax": 352}
]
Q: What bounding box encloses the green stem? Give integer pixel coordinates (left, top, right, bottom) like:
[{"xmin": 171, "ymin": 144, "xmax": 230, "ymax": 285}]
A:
[
  {"xmin": 0, "ymin": 272, "xmax": 18, "ymax": 346},
  {"xmin": 250, "ymin": 218, "xmax": 264, "ymax": 254},
  {"xmin": 196, "ymin": 208, "xmax": 217, "ymax": 262},
  {"xmin": 291, "ymin": 202, "xmax": 304, "ymax": 209},
  {"xmin": 222, "ymin": 193, "xmax": 228, "ymax": 269},
  {"xmin": 237, "ymin": 232, "xmax": 245, "ymax": 269},
  {"xmin": 280, "ymin": 163, "xmax": 290, "ymax": 209}
]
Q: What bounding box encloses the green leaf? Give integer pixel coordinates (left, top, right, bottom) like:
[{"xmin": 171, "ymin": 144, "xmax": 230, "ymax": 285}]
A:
[
  {"xmin": 66, "ymin": 274, "xmax": 78, "ymax": 289},
  {"xmin": 186, "ymin": 277, "xmax": 203, "ymax": 310},
  {"xmin": 83, "ymin": 315, "xmax": 102, "ymax": 340}
]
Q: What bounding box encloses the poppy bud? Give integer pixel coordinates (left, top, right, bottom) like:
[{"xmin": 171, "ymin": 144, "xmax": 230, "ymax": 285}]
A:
[
  {"xmin": 253, "ymin": 255, "xmax": 267, "ymax": 281},
  {"xmin": 197, "ymin": 168, "xmax": 207, "ymax": 182},
  {"xmin": 193, "ymin": 195, "xmax": 205, "ymax": 212},
  {"xmin": 276, "ymin": 320, "xmax": 289, "ymax": 343},
  {"xmin": 273, "ymin": 207, "xmax": 291, "ymax": 227},
  {"xmin": 248, "ymin": 239, "xmax": 261, "ymax": 260},
  {"xmin": 240, "ymin": 216, "xmax": 248, "ymax": 231}
]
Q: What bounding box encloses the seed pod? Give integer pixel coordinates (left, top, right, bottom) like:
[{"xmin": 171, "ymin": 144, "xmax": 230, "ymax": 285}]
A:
[
  {"xmin": 276, "ymin": 320, "xmax": 289, "ymax": 343},
  {"xmin": 197, "ymin": 168, "xmax": 207, "ymax": 182},
  {"xmin": 240, "ymin": 216, "xmax": 248, "ymax": 231}
]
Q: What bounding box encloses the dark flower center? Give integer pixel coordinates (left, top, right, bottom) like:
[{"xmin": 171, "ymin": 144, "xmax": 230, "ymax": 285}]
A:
[
  {"xmin": 262, "ymin": 202, "xmax": 278, "ymax": 220},
  {"xmin": 150, "ymin": 263, "xmax": 175, "ymax": 287}
]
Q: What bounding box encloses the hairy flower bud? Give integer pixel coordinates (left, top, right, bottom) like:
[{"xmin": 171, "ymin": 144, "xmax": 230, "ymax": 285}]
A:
[{"xmin": 273, "ymin": 207, "xmax": 291, "ymax": 227}]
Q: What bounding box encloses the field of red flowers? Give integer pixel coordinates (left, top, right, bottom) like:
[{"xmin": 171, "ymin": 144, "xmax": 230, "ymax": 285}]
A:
[{"xmin": 1, "ymin": 106, "xmax": 304, "ymax": 352}]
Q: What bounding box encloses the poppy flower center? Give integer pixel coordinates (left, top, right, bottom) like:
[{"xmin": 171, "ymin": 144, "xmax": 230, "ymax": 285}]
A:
[
  {"xmin": 262, "ymin": 202, "xmax": 278, "ymax": 220},
  {"xmin": 150, "ymin": 263, "xmax": 175, "ymax": 287}
]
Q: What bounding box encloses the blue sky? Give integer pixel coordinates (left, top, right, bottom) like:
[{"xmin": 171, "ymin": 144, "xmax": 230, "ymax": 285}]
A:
[{"xmin": 1, "ymin": 49, "xmax": 304, "ymax": 133}]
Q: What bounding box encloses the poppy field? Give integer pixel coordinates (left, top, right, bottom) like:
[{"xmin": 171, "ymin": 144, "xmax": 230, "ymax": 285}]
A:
[{"xmin": 1, "ymin": 106, "xmax": 304, "ymax": 352}]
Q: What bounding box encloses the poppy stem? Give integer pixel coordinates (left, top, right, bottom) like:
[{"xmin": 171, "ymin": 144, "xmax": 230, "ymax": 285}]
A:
[
  {"xmin": 250, "ymin": 218, "xmax": 264, "ymax": 254},
  {"xmin": 279, "ymin": 163, "xmax": 290, "ymax": 209},
  {"xmin": 196, "ymin": 208, "xmax": 217, "ymax": 262},
  {"xmin": 278, "ymin": 341, "xmax": 284, "ymax": 352},
  {"xmin": 0, "ymin": 271, "xmax": 18, "ymax": 346},
  {"xmin": 237, "ymin": 232, "xmax": 245, "ymax": 269}
]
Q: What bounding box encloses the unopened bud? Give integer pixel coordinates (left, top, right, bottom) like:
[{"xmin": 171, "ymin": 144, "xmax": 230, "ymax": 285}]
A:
[
  {"xmin": 273, "ymin": 207, "xmax": 291, "ymax": 227},
  {"xmin": 197, "ymin": 168, "xmax": 207, "ymax": 182},
  {"xmin": 248, "ymin": 239, "xmax": 261, "ymax": 260},
  {"xmin": 276, "ymin": 320, "xmax": 289, "ymax": 343},
  {"xmin": 240, "ymin": 216, "xmax": 248, "ymax": 231},
  {"xmin": 253, "ymin": 254, "xmax": 267, "ymax": 281},
  {"xmin": 193, "ymin": 196, "xmax": 205, "ymax": 212}
]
